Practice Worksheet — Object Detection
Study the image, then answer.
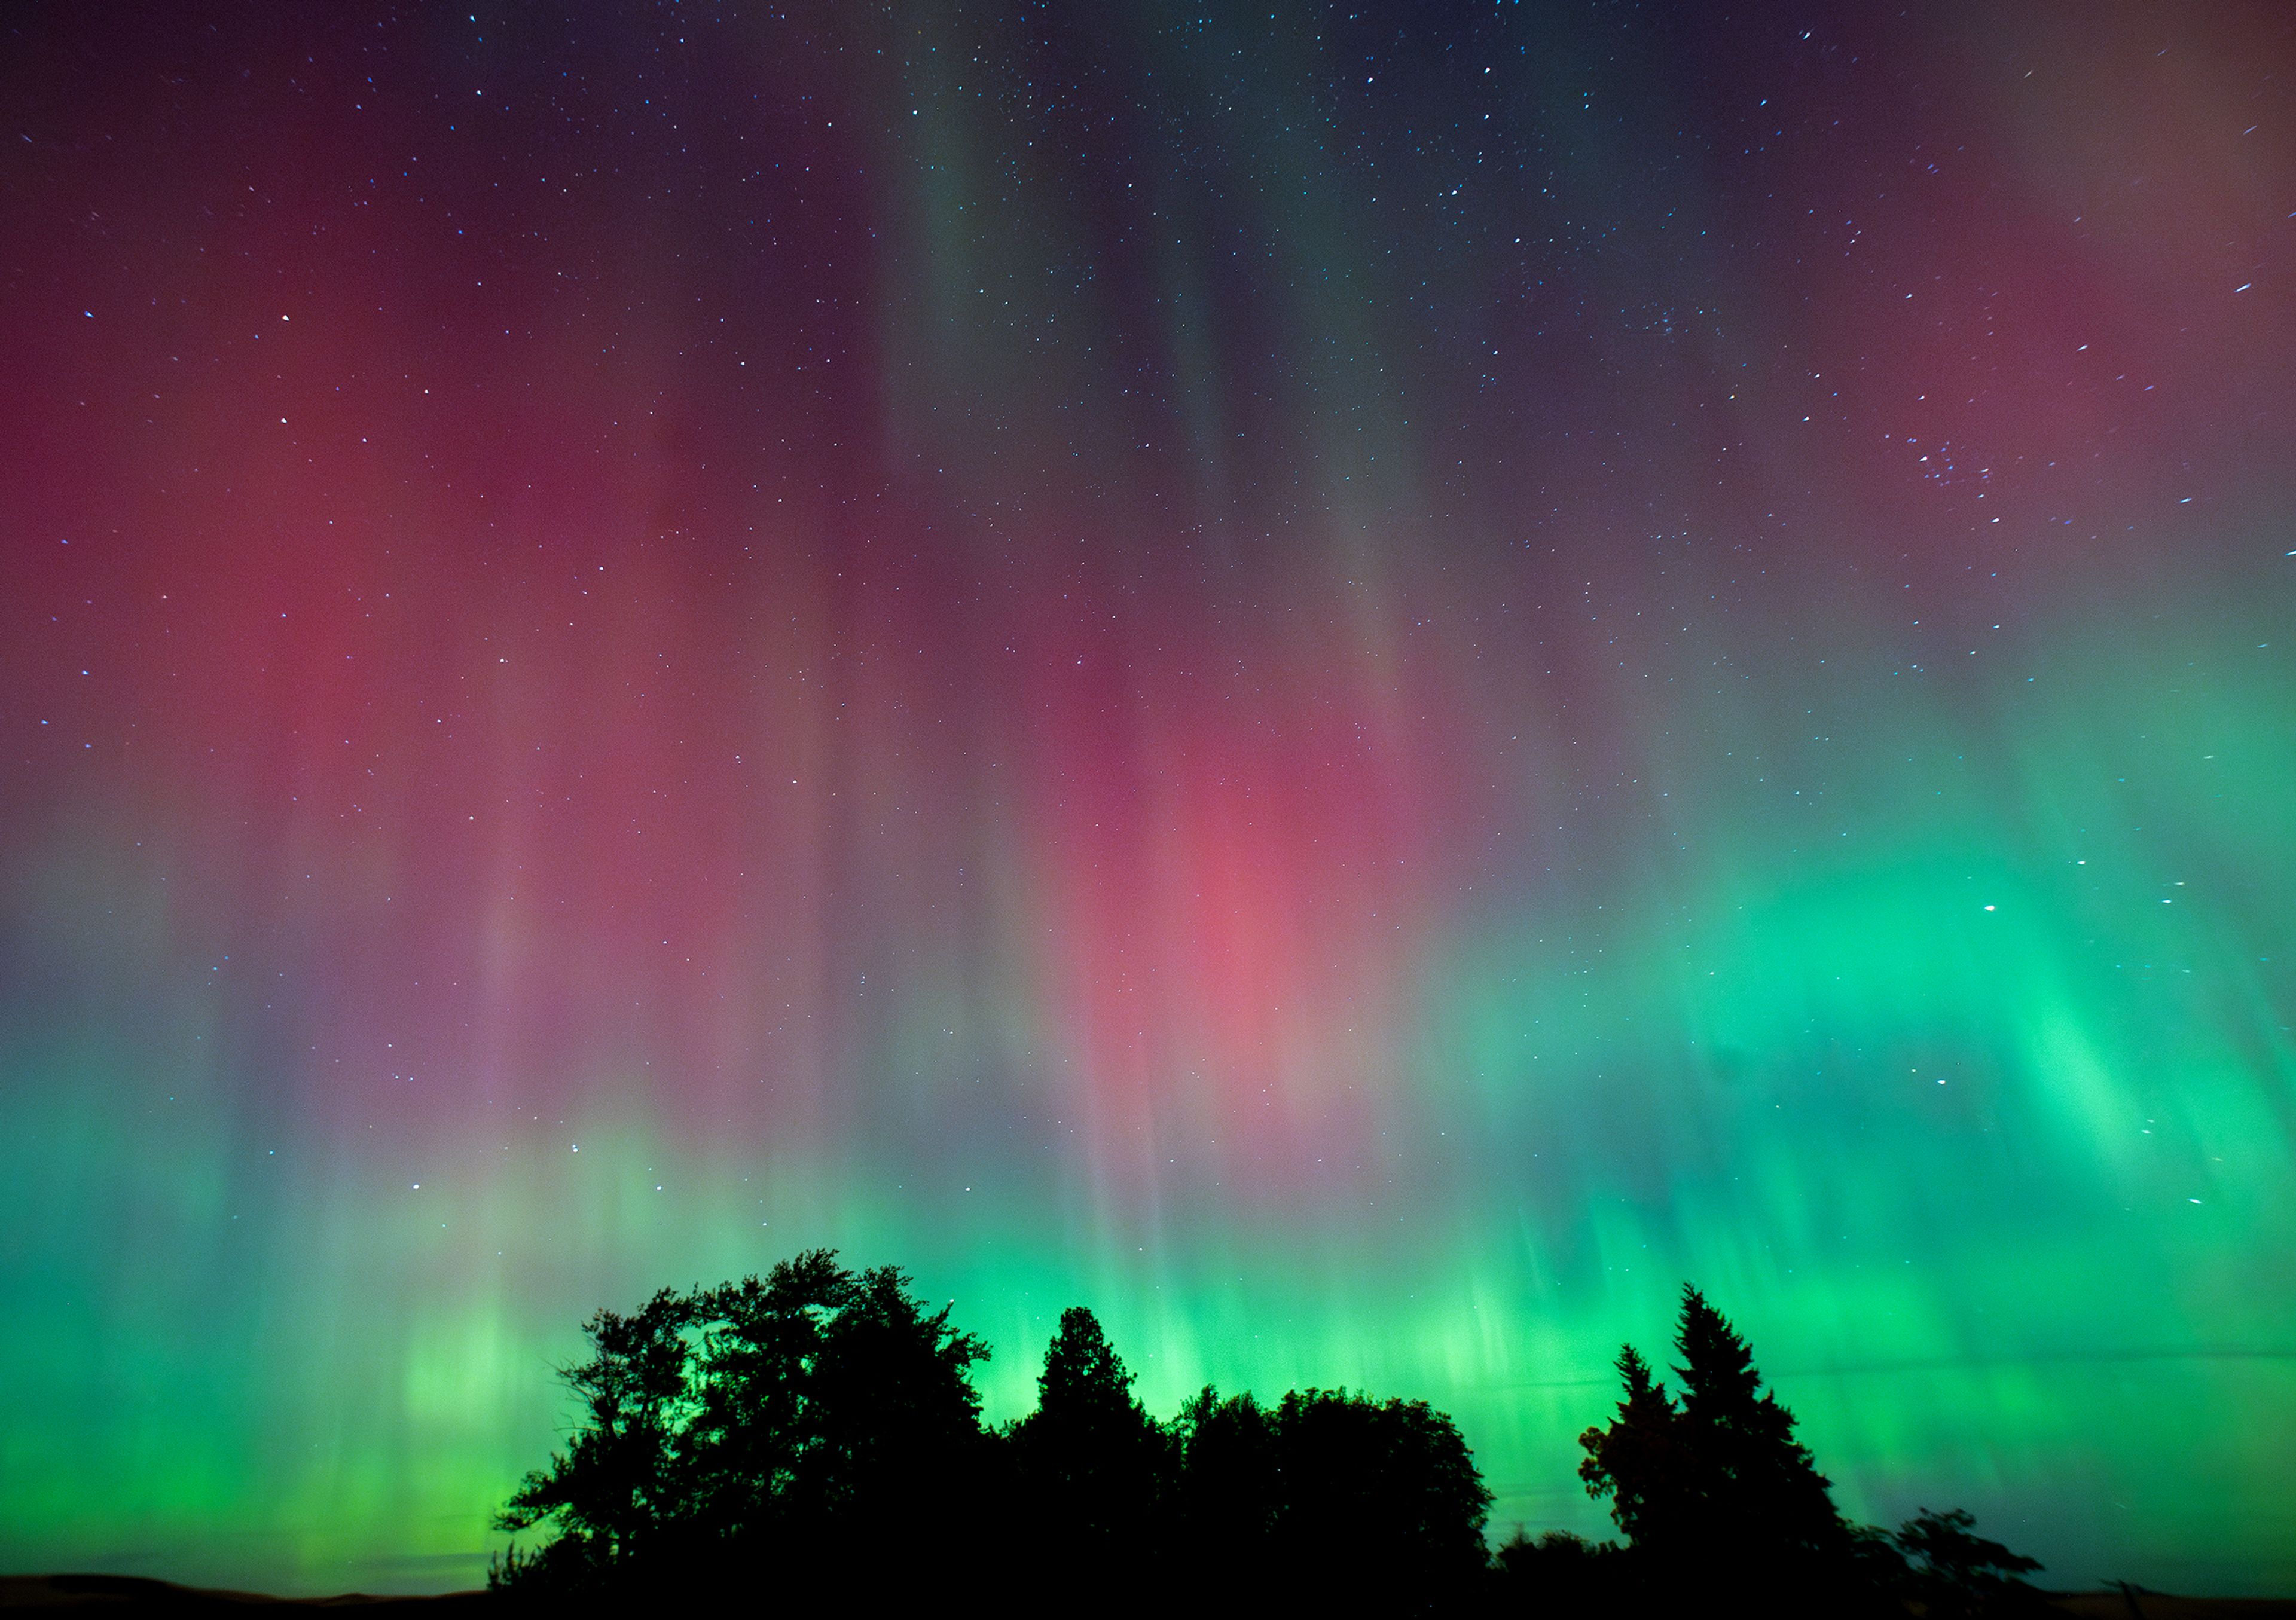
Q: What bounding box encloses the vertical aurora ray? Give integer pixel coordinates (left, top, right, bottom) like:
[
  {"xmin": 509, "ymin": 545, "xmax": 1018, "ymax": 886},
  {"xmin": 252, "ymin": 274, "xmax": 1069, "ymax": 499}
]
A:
[{"xmin": 2, "ymin": 0, "xmax": 2292, "ymax": 1595}]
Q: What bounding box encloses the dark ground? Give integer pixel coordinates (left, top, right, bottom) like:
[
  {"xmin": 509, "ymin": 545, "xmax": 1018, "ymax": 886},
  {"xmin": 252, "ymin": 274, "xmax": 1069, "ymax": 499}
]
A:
[
  {"xmin": 5, "ymin": 1575, "xmax": 2294, "ymax": 1615},
  {"xmin": 0, "ymin": 1578, "xmax": 490, "ymax": 1610}
]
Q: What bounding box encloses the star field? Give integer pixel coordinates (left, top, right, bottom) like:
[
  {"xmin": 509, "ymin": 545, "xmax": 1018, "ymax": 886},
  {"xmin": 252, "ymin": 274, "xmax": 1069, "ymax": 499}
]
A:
[{"xmin": 2, "ymin": 0, "xmax": 2293, "ymax": 1597}]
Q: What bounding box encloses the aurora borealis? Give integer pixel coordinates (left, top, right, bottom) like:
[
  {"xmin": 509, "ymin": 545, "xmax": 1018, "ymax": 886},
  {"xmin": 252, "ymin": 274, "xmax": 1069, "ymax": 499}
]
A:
[{"xmin": 3, "ymin": 0, "xmax": 2294, "ymax": 1596}]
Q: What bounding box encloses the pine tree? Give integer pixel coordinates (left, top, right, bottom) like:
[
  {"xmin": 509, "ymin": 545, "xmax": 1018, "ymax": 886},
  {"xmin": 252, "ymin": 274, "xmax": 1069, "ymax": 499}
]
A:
[
  {"xmin": 1577, "ymin": 1344, "xmax": 1691, "ymax": 1551},
  {"xmin": 1670, "ymin": 1285, "xmax": 1845, "ymax": 1562},
  {"xmin": 1009, "ymin": 1306, "xmax": 1172, "ymax": 1560},
  {"xmin": 1581, "ymin": 1286, "xmax": 1882, "ymax": 1611}
]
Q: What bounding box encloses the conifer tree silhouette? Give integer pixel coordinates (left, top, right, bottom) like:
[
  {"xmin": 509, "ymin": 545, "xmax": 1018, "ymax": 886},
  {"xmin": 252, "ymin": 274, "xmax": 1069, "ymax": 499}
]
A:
[
  {"xmin": 1009, "ymin": 1307, "xmax": 1172, "ymax": 1569},
  {"xmin": 1576, "ymin": 1343, "xmax": 1691, "ymax": 1552},
  {"xmin": 1671, "ymin": 1284, "xmax": 1844, "ymax": 1563},
  {"xmin": 1580, "ymin": 1285, "xmax": 1891, "ymax": 1613}
]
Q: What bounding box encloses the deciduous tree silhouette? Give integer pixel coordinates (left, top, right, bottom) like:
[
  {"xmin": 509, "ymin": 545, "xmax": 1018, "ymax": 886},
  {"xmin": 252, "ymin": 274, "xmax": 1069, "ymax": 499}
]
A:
[
  {"xmin": 1269, "ymin": 1386, "xmax": 1493, "ymax": 1603},
  {"xmin": 1168, "ymin": 1385, "xmax": 1281, "ymax": 1579},
  {"xmin": 494, "ymin": 1286, "xmax": 699, "ymax": 1591},
  {"xmin": 1161, "ymin": 1384, "xmax": 1491, "ymax": 1611},
  {"xmin": 675, "ymin": 1248, "xmax": 850, "ymax": 1548},
  {"xmin": 491, "ymin": 1251, "xmax": 989, "ymax": 1598},
  {"xmin": 790, "ymin": 1261, "xmax": 993, "ymax": 1551},
  {"xmin": 1892, "ymin": 1506, "xmax": 2048, "ymax": 1618}
]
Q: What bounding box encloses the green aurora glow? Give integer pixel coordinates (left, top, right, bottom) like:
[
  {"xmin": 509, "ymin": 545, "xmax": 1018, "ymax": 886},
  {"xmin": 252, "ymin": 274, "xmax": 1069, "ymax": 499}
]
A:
[{"xmin": 2, "ymin": 0, "xmax": 2293, "ymax": 1597}]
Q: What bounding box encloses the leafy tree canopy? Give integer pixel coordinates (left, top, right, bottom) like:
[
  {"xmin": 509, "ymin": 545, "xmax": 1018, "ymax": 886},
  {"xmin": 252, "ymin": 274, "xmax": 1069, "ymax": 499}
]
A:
[
  {"xmin": 493, "ymin": 1260, "xmax": 2043, "ymax": 1615},
  {"xmin": 1892, "ymin": 1507, "xmax": 2050, "ymax": 1618},
  {"xmin": 494, "ymin": 1250, "xmax": 989, "ymax": 1597}
]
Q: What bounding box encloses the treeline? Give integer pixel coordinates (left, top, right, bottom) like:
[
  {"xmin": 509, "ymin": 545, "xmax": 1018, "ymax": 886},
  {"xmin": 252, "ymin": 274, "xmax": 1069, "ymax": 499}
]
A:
[{"xmin": 492, "ymin": 1252, "xmax": 2043, "ymax": 1615}]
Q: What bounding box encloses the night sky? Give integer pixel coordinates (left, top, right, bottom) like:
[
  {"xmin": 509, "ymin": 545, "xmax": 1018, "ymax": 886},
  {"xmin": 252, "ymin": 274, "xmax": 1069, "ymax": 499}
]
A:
[{"xmin": 3, "ymin": 0, "xmax": 2294, "ymax": 1597}]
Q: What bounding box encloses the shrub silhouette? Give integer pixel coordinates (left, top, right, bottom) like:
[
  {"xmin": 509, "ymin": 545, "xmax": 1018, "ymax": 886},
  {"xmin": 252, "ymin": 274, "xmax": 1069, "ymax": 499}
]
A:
[{"xmin": 1492, "ymin": 1527, "xmax": 1613, "ymax": 1609}]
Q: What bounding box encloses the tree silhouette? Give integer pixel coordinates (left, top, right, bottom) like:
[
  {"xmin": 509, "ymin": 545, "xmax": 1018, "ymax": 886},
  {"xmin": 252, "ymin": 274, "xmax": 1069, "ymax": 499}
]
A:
[
  {"xmin": 492, "ymin": 1251, "xmax": 990, "ymax": 1598},
  {"xmin": 1580, "ymin": 1285, "xmax": 1893, "ymax": 1612},
  {"xmin": 494, "ymin": 1286, "xmax": 699, "ymax": 1591},
  {"xmin": 1168, "ymin": 1386, "xmax": 1282, "ymax": 1590},
  {"xmin": 491, "ymin": 1258, "xmax": 2057, "ymax": 1614},
  {"xmin": 1671, "ymin": 1285, "xmax": 1846, "ymax": 1565},
  {"xmin": 1492, "ymin": 1527, "xmax": 1614, "ymax": 1610},
  {"xmin": 1008, "ymin": 1306, "xmax": 1172, "ymax": 1568},
  {"xmin": 675, "ymin": 1248, "xmax": 850, "ymax": 1549},
  {"xmin": 1266, "ymin": 1388, "xmax": 1494, "ymax": 1609},
  {"xmin": 1892, "ymin": 1507, "xmax": 2048, "ymax": 1618},
  {"xmin": 1576, "ymin": 1343, "xmax": 1692, "ymax": 1553},
  {"xmin": 790, "ymin": 1261, "xmax": 991, "ymax": 1549}
]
